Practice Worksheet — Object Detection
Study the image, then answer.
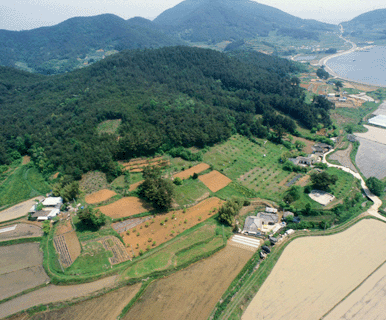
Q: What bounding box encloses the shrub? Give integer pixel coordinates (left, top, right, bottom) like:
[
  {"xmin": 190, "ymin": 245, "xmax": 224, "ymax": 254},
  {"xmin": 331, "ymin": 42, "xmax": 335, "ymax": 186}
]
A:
[
  {"xmin": 139, "ymin": 250, "xmax": 144, "ymax": 256},
  {"xmin": 148, "ymin": 237, "xmax": 152, "ymax": 242},
  {"xmin": 126, "ymin": 230, "xmax": 130, "ymax": 236},
  {"xmin": 136, "ymin": 232, "xmax": 140, "ymax": 236},
  {"xmin": 184, "ymin": 219, "xmax": 187, "ymax": 224},
  {"xmin": 173, "ymin": 177, "xmax": 183, "ymax": 185},
  {"xmin": 145, "ymin": 222, "xmax": 149, "ymax": 228},
  {"xmin": 152, "ymin": 241, "xmax": 156, "ymax": 246}
]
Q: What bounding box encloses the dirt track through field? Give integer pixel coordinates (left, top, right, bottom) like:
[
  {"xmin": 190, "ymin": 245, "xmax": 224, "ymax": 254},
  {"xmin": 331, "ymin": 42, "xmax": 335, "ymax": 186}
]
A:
[
  {"xmin": 123, "ymin": 245, "xmax": 253, "ymax": 320},
  {"xmin": 29, "ymin": 283, "xmax": 142, "ymax": 320},
  {"xmin": 242, "ymin": 219, "xmax": 386, "ymax": 320},
  {"xmin": 0, "ymin": 276, "xmax": 118, "ymax": 319}
]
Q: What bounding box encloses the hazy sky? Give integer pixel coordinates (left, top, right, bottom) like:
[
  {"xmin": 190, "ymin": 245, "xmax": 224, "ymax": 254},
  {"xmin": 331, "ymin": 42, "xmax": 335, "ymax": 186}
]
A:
[{"xmin": 1, "ymin": 0, "xmax": 385, "ymax": 31}]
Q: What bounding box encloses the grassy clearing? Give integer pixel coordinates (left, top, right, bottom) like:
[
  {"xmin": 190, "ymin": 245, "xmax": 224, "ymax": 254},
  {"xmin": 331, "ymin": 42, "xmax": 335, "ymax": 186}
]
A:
[
  {"xmin": 96, "ymin": 119, "xmax": 121, "ymax": 134},
  {"xmin": 173, "ymin": 178, "xmax": 211, "ymax": 207},
  {"xmin": 0, "ymin": 164, "xmax": 50, "ymax": 208},
  {"xmin": 203, "ymin": 135, "xmax": 294, "ymax": 202}
]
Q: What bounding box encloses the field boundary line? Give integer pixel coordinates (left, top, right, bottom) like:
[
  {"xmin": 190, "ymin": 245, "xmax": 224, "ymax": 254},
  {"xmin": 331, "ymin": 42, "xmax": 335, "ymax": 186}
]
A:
[{"xmin": 321, "ymin": 258, "xmax": 386, "ymax": 319}]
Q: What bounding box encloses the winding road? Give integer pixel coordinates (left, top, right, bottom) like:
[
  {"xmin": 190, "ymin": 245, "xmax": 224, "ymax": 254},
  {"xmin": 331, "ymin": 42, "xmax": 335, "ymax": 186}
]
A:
[{"xmin": 322, "ymin": 149, "xmax": 384, "ymax": 221}]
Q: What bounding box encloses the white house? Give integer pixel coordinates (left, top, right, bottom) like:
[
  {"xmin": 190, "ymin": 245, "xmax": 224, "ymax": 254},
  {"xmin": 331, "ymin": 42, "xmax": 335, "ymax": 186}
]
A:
[
  {"xmin": 265, "ymin": 207, "xmax": 278, "ymax": 214},
  {"xmin": 42, "ymin": 197, "xmax": 63, "ymax": 208}
]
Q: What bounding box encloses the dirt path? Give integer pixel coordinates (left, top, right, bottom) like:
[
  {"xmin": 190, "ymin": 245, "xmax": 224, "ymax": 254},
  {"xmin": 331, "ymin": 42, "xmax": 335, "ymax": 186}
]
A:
[{"xmin": 0, "ymin": 276, "xmax": 118, "ymax": 319}]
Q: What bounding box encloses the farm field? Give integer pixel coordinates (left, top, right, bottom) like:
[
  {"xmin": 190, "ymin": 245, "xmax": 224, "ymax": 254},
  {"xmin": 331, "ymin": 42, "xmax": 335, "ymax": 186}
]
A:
[
  {"xmin": 173, "ymin": 178, "xmax": 210, "ymax": 207},
  {"xmin": 0, "ymin": 243, "xmax": 49, "ymax": 301},
  {"xmin": 355, "ymin": 138, "xmax": 386, "ymax": 179},
  {"xmin": 325, "ymin": 262, "xmax": 386, "ymax": 320},
  {"xmin": 198, "ymin": 170, "xmax": 232, "ymax": 192},
  {"xmin": 121, "ymin": 197, "xmax": 223, "ymax": 256},
  {"xmin": 355, "ymin": 125, "xmax": 386, "ymax": 145},
  {"xmin": 54, "ymin": 231, "xmax": 81, "ymax": 268},
  {"xmin": 0, "ymin": 165, "xmax": 50, "ymax": 209},
  {"xmin": 329, "ymin": 143, "xmax": 357, "ymax": 172},
  {"xmin": 0, "ymin": 196, "xmax": 44, "ymax": 222},
  {"xmin": 0, "ymin": 276, "xmax": 118, "ymax": 319},
  {"xmin": 242, "ymin": 219, "xmax": 386, "ymax": 320},
  {"xmin": 128, "ymin": 180, "xmax": 143, "ymax": 191},
  {"xmin": 97, "ymin": 197, "xmax": 153, "ymax": 219},
  {"xmin": 120, "ymin": 157, "xmax": 169, "ymax": 172},
  {"xmin": 27, "ymin": 283, "xmax": 142, "ymax": 320},
  {"xmin": 123, "ymin": 245, "xmax": 253, "ymax": 320},
  {"xmin": 203, "ymin": 135, "xmax": 295, "ymax": 201},
  {"xmin": 0, "ymin": 223, "xmax": 42, "ymax": 241},
  {"xmin": 173, "ymin": 163, "xmax": 210, "ymax": 180},
  {"xmin": 85, "ymin": 189, "xmax": 117, "ymax": 204}
]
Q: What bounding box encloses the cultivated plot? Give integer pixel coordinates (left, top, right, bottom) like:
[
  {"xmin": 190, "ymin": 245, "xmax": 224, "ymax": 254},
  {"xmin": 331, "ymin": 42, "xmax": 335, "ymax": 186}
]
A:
[
  {"xmin": 199, "ymin": 170, "xmax": 232, "ymax": 192},
  {"xmin": 0, "ymin": 223, "xmax": 42, "ymax": 241},
  {"xmin": 0, "ymin": 197, "xmax": 44, "ymax": 223},
  {"xmin": 242, "ymin": 219, "xmax": 386, "ymax": 320},
  {"xmin": 0, "ymin": 243, "xmax": 49, "ymax": 301},
  {"xmin": 355, "ymin": 125, "xmax": 386, "ymax": 145},
  {"xmin": 85, "ymin": 189, "xmax": 117, "ymax": 204},
  {"xmin": 173, "ymin": 163, "xmax": 210, "ymax": 180},
  {"xmin": 97, "ymin": 197, "xmax": 153, "ymax": 219},
  {"xmin": 355, "ymin": 138, "xmax": 386, "ymax": 179},
  {"xmin": 28, "ymin": 283, "xmax": 141, "ymax": 320},
  {"xmin": 124, "ymin": 245, "xmax": 253, "ymax": 320}
]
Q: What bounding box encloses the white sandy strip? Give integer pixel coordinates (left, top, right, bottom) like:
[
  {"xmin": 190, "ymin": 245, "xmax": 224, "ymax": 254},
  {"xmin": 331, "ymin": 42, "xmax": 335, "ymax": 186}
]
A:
[
  {"xmin": 355, "ymin": 125, "xmax": 386, "ymax": 145},
  {"xmin": 242, "ymin": 219, "xmax": 386, "ymax": 320},
  {"xmin": 324, "ymin": 261, "xmax": 386, "ymax": 319},
  {"xmin": 0, "ymin": 225, "xmax": 17, "ymax": 233}
]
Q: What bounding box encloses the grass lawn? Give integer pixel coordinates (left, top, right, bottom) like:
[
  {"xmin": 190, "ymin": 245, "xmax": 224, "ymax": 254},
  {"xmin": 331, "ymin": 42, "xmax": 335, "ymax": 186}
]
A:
[
  {"xmin": 96, "ymin": 119, "xmax": 121, "ymax": 134},
  {"xmin": 203, "ymin": 135, "xmax": 294, "ymax": 202},
  {"xmin": 173, "ymin": 178, "xmax": 212, "ymax": 207},
  {"xmin": 0, "ymin": 163, "xmax": 50, "ymax": 208}
]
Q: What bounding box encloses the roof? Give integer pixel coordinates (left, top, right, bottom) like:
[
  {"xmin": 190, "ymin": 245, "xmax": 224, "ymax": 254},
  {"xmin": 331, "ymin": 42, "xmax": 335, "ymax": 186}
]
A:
[
  {"xmin": 31, "ymin": 210, "xmax": 50, "ymax": 218},
  {"xmin": 42, "ymin": 197, "xmax": 63, "ymax": 207},
  {"xmin": 369, "ymin": 115, "xmax": 386, "ymax": 128},
  {"xmin": 265, "ymin": 207, "xmax": 278, "ymax": 213},
  {"xmin": 48, "ymin": 208, "xmax": 60, "ymax": 217},
  {"xmin": 243, "ymin": 216, "xmax": 262, "ymax": 234},
  {"xmin": 258, "ymin": 212, "xmax": 279, "ymax": 223}
]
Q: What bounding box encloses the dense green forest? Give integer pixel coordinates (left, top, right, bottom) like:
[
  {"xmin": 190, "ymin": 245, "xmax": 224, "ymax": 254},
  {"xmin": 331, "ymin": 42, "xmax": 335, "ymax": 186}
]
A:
[
  {"xmin": 0, "ymin": 14, "xmax": 181, "ymax": 74},
  {"xmin": 154, "ymin": 0, "xmax": 335, "ymax": 43},
  {"xmin": 0, "ymin": 46, "xmax": 333, "ymax": 181}
]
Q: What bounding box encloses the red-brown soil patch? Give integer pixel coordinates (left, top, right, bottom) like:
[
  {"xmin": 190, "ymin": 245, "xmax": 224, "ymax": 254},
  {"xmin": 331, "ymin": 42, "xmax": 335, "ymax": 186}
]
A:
[
  {"xmin": 129, "ymin": 180, "xmax": 143, "ymax": 192},
  {"xmin": 85, "ymin": 189, "xmax": 117, "ymax": 204},
  {"xmin": 123, "ymin": 245, "xmax": 253, "ymax": 320},
  {"xmin": 199, "ymin": 170, "xmax": 232, "ymax": 192},
  {"xmin": 27, "ymin": 283, "xmax": 142, "ymax": 320},
  {"xmin": 295, "ymin": 175, "xmax": 310, "ymax": 187},
  {"xmin": 56, "ymin": 219, "xmax": 73, "ymax": 235},
  {"xmin": 97, "ymin": 197, "xmax": 153, "ymax": 219},
  {"xmin": 294, "ymin": 137, "xmax": 315, "ymax": 153},
  {"xmin": 173, "ymin": 163, "xmax": 210, "ymax": 180},
  {"xmin": 120, "ymin": 157, "xmax": 170, "ymax": 172},
  {"xmin": 51, "ymin": 172, "xmax": 60, "ymax": 179},
  {"xmin": 300, "ymin": 84, "xmax": 309, "ymax": 89},
  {"xmin": 22, "ymin": 156, "xmax": 31, "ymax": 165},
  {"xmin": 121, "ymin": 197, "xmax": 224, "ymax": 255}
]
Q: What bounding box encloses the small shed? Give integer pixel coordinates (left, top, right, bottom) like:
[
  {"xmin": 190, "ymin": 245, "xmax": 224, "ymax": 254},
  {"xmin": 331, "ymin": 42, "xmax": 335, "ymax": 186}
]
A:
[{"xmin": 265, "ymin": 207, "xmax": 278, "ymax": 214}]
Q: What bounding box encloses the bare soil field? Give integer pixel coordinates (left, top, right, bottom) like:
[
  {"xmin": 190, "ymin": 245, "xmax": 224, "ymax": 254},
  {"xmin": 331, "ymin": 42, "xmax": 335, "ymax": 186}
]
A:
[
  {"xmin": 27, "ymin": 283, "xmax": 142, "ymax": 320},
  {"xmin": 355, "ymin": 125, "xmax": 386, "ymax": 145},
  {"xmin": 0, "ymin": 276, "xmax": 118, "ymax": 319},
  {"xmin": 295, "ymin": 175, "xmax": 310, "ymax": 187},
  {"xmin": 121, "ymin": 157, "xmax": 170, "ymax": 172},
  {"xmin": 97, "ymin": 197, "xmax": 153, "ymax": 219},
  {"xmin": 21, "ymin": 156, "xmax": 31, "ymax": 165},
  {"xmin": 242, "ymin": 219, "xmax": 386, "ymax": 320},
  {"xmin": 293, "ymin": 137, "xmax": 315, "ymax": 153},
  {"xmin": 324, "ymin": 262, "xmax": 386, "ymax": 320},
  {"xmin": 124, "ymin": 245, "xmax": 253, "ymax": 320},
  {"xmin": 54, "ymin": 232, "xmax": 80, "ymax": 268},
  {"xmin": 199, "ymin": 170, "xmax": 232, "ymax": 192},
  {"xmin": 0, "ymin": 197, "xmax": 44, "ymax": 223},
  {"xmin": 0, "ymin": 223, "xmax": 42, "ymax": 241},
  {"xmin": 355, "ymin": 138, "xmax": 386, "ymax": 179},
  {"xmin": 329, "ymin": 143, "xmax": 357, "ymax": 173},
  {"xmin": 121, "ymin": 197, "xmax": 223, "ymax": 256},
  {"xmin": 129, "ymin": 180, "xmax": 143, "ymax": 192},
  {"xmin": 55, "ymin": 219, "xmax": 73, "ymax": 235},
  {"xmin": 85, "ymin": 189, "xmax": 117, "ymax": 204},
  {"xmin": 0, "ymin": 243, "xmax": 49, "ymax": 301},
  {"xmin": 173, "ymin": 163, "xmax": 210, "ymax": 180}
]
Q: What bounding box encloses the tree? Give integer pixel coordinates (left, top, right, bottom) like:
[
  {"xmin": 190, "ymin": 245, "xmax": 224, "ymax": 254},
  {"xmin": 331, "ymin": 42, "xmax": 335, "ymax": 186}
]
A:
[
  {"xmin": 139, "ymin": 166, "xmax": 174, "ymax": 211},
  {"xmin": 316, "ymin": 68, "xmax": 329, "ymax": 80},
  {"xmin": 218, "ymin": 199, "xmax": 243, "ymax": 226},
  {"xmin": 42, "ymin": 220, "xmax": 50, "ymax": 235},
  {"xmin": 77, "ymin": 207, "xmax": 106, "ymax": 229},
  {"xmin": 335, "ymin": 80, "xmax": 343, "ymax": 91},
  {"xmin": 284, "ymin": 185, "xmax": 301, "ymax": 203},
  {"xmin": 366, "ymin": 177, "xmax": 384, "ymax": 196},
  {"xmin": 294, "ymin": 140, "xmax": 306, "ymax": 151},
  {"xmin": 310, "ymin": 171, "xmax": 338, "ymax": 192}
]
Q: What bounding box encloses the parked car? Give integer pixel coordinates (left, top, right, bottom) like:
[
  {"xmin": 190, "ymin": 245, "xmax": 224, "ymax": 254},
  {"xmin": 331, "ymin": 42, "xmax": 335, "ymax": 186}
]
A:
[{"xmin": 262, "ymin": 245, "xmax": 271, "ymax": 253}]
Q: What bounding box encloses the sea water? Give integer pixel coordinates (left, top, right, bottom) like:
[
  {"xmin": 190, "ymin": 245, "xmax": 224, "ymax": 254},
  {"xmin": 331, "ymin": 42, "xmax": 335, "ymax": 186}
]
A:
[{"xmin": 326, "ymin": 46, "xmax": 386, "ymax": 87}]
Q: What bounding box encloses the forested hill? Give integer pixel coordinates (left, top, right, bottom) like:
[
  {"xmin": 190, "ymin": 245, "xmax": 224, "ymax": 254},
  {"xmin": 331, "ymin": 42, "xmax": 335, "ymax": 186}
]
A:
[
  {"xmin": 154, "ymin": 0, "xmax": 335, "ymax": 43},
  {"xmin": 342, "ymin": 9, "xmax": 386, "ymax": 41},
  {"xmin": 0, "ymin": 46, "xmax": 333, "ymax": 180},
  {"xmin": 0, "ymin": 14, "xmax": 181, "ymax": 75}
]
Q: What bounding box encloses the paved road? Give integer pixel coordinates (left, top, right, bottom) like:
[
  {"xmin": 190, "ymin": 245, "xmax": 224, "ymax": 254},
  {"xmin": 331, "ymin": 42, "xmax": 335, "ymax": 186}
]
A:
[{"xmin": 322, "ymin": 150, "xmax": 385, "ymax": 222}]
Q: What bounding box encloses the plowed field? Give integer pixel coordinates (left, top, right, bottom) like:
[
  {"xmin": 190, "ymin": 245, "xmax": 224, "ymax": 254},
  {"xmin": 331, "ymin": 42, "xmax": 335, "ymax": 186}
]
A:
[
  {"xmin": 199, "ymin": 170, "xmax": 232, "ymax": 192},
  {"xmin": 121, "ymin": 197, "xmax": 224, "ymax": 255},
  {"xmin": 0, "ymin": 223, "xmax": 42, "ymax": 241},
  {"xmin": 123, "ymin": 245, "xmax": 253, "ymax": 320},
  {"xmin": 242, "ymin": 219, "xmax": 386, "ymax": 320},
  {"xmin": 0, "ymin": 243, "xmax": 49, "ymax": 301},
  {"xmin": 85, "ymin": 189, "xmax": 117, "ymax": 204},
  {"xmin": 129, "ymin": 180, "xmax": 143, "ymax": 192},
  {"xmin": 97, "ymin": 197, "xmax": 153, "ymax": 219},
  {"xmin": 173, "ymin": 163, "xmax": 210, "ymax": 180},
  {"xmin": 28, "ymin": 283, "xmax": 142, "ymax": 320}
]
